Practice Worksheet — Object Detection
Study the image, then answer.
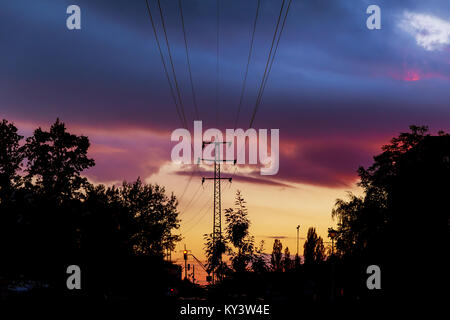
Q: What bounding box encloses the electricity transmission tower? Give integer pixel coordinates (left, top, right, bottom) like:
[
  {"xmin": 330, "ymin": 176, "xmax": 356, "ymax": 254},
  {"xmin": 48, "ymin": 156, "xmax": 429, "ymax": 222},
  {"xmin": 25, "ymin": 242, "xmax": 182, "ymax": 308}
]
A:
[{"xmin": 201, "ymin": 140, "xmax": 235, "ymax": 283}]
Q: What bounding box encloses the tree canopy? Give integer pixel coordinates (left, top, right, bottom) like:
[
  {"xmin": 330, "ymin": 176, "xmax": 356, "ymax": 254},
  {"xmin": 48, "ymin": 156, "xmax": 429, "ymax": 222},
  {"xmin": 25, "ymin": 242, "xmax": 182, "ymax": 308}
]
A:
[
  {"xmin": 271, "ymin": 239, "xmax": 283, "ymax": 272},
  {"xmin": 0, "ymin": 119, "xmax": 24, "ymax": 200},
  {"xmin": 24, "ymin": 118, "xmax": 95, "ymax": 201},
  {"xmin": 0, "ymin": 118, "xmax": 181, "ymax": 283},
  {"xmin": 331, "ymin": 126, "xmax": 450, "ymax": 298},
  {"xmin": 303, "ymin": 227, "xmax": 325, "ymax": 265}
]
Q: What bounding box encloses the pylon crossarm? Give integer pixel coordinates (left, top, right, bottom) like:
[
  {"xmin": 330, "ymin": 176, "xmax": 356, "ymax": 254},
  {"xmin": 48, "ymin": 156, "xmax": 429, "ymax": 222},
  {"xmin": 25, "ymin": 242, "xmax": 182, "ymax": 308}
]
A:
[{"xmin": 201, "ymin": 158, "xmax": 235, "ymax": 163}]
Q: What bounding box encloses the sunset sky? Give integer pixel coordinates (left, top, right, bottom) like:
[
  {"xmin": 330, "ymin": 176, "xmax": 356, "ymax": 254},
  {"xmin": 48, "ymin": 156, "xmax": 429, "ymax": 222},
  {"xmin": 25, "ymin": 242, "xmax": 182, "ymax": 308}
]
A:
[{"xmin": 1, "ymin": 0, "xmax": 449, "ymax": 266}]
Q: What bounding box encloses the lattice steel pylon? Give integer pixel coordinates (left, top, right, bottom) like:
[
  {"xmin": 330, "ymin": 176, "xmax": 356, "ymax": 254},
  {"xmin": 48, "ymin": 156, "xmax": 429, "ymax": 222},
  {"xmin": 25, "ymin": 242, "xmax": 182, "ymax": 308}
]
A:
[
  {"xmin": 213, "ymin": 160, "xmax": 221, "ymax": 243},
  {"xmin": 201, "ymin": 140, "xmax": 235, "ymax": 283}
]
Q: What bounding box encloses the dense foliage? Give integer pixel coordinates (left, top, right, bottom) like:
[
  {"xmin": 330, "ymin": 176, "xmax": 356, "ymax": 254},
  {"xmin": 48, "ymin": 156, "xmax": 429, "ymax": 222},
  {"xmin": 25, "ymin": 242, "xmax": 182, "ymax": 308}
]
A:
[{"xmin": 0, "ymin": 119, "xmax": 181, "ymax": 284}]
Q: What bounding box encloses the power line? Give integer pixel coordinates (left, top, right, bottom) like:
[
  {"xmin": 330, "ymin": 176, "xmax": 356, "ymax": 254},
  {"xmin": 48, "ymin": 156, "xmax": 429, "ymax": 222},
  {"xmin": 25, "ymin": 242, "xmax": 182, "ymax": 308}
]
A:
[
  {"xmin": 146, "ymin": 0, "xmax": 194, "ymax": 209},
  {"xmin": 249, "ymin": 0, "xmax": 288, "ymax": 128},
  {"xmin": 249, "ymin": 0, "xmax": 285, "ymax": 128},
  {"xmin": 233, "ymin": 0, "xmax": 292, "ymax": 184},
  {"xmin": 183, "ymin": 180, "xmax": 231, "ymax": 236},
  {"xmin": 232, "ymin": 0, "xmax": 286, "ymax": 177},
  {"xmin": 145, "ymin": 0, "xmax": 185, "ymax": 128},
  {"xmin": 181, "ymin": 181, "xmax": 204, "ymax": 214},
  {"xmin": 179, "ymin": 180, "xmax": 201, "ymax": 215},
  {"xmin": 157, "ymin": 0, "xmax": 188, "ymax": 128},
  {"xmin": 182, "ymin": 195, "xmax": 211, "ymax": 229},
  {"xmin": 252, "ymin": 0, "xmax": 293, "ymax": 127},
  {"xmin": 177, "ymin": 164, "xmax": 196, "ymax": 204},
  {"xmin": 152, "ymin": 0, "xmax": 198, "ymax": 206},
  {"xmin": 234, "ymin": 0, "xmax": 261, "ymax": 129},
  {"xmin": 178, "ymin": 0, "xmax": 200, "ymax": 120},
  {"xmin": 178, "ymin": 153, "xmax": 204, "ymax": 216},
  {"xmin": 183, "ymin": 203, "xmax": 214, "ymax": 236}
]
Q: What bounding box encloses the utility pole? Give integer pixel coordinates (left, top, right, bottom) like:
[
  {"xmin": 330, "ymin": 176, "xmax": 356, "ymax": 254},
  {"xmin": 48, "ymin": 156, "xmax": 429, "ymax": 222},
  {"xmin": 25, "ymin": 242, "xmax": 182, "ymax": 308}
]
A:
[
  {"xmin": 328, "ymin": 228, "xmax": 337, "ymax": 302},
  {"xmin": 296, "ymin": 225, "xmax": 300, "ymax": 264},
  {"xmin": 201, "ymin": 140, "xmax": 235, "ymax": 284},
  {"xmin": 183, "ymin": 245, "xmax": 188, "ymax": 280}
]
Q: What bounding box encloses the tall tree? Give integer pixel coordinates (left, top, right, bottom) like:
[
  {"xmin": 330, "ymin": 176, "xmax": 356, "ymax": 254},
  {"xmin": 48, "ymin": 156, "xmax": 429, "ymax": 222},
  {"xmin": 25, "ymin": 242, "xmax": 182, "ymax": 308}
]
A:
[
  {"xmin": 251, "ymin": 240, "xmax": 268, "ymax": 273},
  {"xmin": 81, "ymin": 183, "xmax": 132, "ymax": 257},
  {"xmin": 120, "ymin": 178, "xmax": 181, "ymax": 257},
  {"xmin": 331, "ymin": 126, "xmax": 450, "ymax": 300},
  {"xmin": 303, "ymin": 227, "xmax": 325, "ymax": 264},
  {"xmin": 271, "ymin": 239, "xmax": 283, "ymax": 272},
  {"xmin": 331, "ymin": 125, "xmax": 449, "ymax": 258},
  {"xmin": 203, "ymin": 232, "xmax": 229, "ymax": 280},
  {"xmin": 0, "ymin": 119, "xmax": 24, "ymax": 200},
  {"xmin": 24, "ymin": 118, "xmax": 95, "ymax": 201},
  {"xmin": 283, "ymin": 247, "xmax": 292, "ymax": 271},
  {"xmin": 294, "ymin": 253, "xmax": 301, "ymax": 269},
  {"xmin": 315, "ymin": 237, "xmax": 325, "ymax": 262},
  {"xmin": 224, "ymin": 190, "xmax": 254, "ymax": 272}
]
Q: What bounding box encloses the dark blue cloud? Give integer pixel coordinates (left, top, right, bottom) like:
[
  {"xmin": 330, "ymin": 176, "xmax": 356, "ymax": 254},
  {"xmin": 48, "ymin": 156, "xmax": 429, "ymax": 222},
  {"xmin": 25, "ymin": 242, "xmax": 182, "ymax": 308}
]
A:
[{"xmin": 1, "ymin": 0, "xmax": 449, "ymax": 185}]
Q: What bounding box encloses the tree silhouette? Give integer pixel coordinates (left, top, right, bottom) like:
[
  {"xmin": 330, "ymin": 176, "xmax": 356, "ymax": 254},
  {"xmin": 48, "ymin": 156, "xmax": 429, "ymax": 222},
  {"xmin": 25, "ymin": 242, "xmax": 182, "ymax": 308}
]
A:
[
  {"xmin": 294, "ymin": 254, "xmax": 300, "ymax": 269},
  {"xmin": 283, "ymin": 247, "xmax": 292, "ymax": 271},
  {"xmin": 120, "ymin": 178, "xmax": 181, "ymax": 257},
  {"xmin": 251, "ymin": 240, "xmax": 268, "ymax": 273},
  {"xmin": 303, "ymin": 227, "xmax": 325, "ymax": 265},
  {"xmin": 81, "ymin": 183, "xmax": 130, "ymax": 258},
  {"xmin": 0, "ymin": 119, "xmax": 24, "ymax": 201},
  {"xmin": 271, "ymin": 239, "xmax": 283, "ymax": 272},
  {"xmin": 332, "ymin": 125, "xmax": 449, "ymax": 257},
  {"xmin": 315, "ymin": 237, "xmax": 325, "ymax": 262},
  {"xmin": 0, "ymin": 118, "xmax": 183, "ymax": 296},
  {"xmin": 80, "ymin": 179, "xmax": 181, "ymax": 258},
  {"xmin": 332, "ymin": 125, "xmax": 450, "ymax": 301},
  {"xmin": 203, "ymin": 232, "xmax": 229, "ymax": 280},
  {"xmin": 224, "ymin": 190, "xmax": 254, "ymax": 272},
  {"xmin": 24, "ymin": 118, "xmax": 95, "ymax": 201}
]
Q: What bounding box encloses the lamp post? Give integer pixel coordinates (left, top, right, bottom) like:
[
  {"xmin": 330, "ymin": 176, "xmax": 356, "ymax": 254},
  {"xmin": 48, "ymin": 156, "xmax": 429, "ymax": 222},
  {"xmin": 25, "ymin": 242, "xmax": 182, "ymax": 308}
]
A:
[
  {"xmin": 296, "ymin": 225, "xmax": 300, "ymax": 262},
  {"xmin": 328, "ymin": 228, "xmax": 338, "ymax": 302},
  {"xmin": 183, "ymin": 246, "xmax": 188, "ymax": 280},
  {"xmin": 328, "ymin": 228, "xmax": 337, "ymax": 256}
]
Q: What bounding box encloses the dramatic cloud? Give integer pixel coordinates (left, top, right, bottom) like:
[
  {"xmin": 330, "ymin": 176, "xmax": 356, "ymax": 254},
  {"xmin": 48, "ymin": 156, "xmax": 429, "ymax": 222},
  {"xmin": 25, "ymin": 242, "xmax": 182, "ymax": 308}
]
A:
[
  {"xmin": 399, "ymin": 11, "xmax": 450, "ymax": 51},
  {"xmin": 174, "ymin": 165, "xmax": 294, "ymax": 188},
  {"xmin": 1, "ymin": 0, "xmax": 449, "ymax": 188}
]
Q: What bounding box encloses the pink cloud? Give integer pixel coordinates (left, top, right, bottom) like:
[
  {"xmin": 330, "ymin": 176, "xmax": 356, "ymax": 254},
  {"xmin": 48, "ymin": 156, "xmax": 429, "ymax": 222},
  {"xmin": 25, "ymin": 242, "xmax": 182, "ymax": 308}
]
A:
[
  {"xmin": 7, "ymin": 116, "xmax": 173, "ymax": 184},
  {"xmin": 388, "ymin": 68, "xmax": 448, "ymax": 82},
  {"xmin": 271, "ymin": 136, "xmax": 384, "ymax": 187},
  {"xmin": 402, "ymin": 69, "xmax": 421, "ymax": 82},
  {"xmin": 1, "ymin": 115, "xmax": 424, "ymax": 190},
  {"xmin": 369, "ymin": 59, "xmax": 449, "ymax": 82}
]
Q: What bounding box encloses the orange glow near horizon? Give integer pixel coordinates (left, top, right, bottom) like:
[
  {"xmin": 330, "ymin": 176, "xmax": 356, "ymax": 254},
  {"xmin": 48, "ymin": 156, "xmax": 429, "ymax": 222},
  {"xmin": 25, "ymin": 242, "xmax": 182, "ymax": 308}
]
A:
[
  {"xmin": 9, "ymin": 116, "xmax": 376, "ymax": 279},
  {"xmin": 147, "ymin": 163, "xmax": 363, "ymax": 265}
]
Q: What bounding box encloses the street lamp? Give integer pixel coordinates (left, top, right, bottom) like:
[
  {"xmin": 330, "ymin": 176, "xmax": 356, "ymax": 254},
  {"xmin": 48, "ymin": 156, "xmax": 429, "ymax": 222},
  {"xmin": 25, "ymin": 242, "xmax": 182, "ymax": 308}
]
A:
[
  {"xmin": 183, "ymin": 248, "xmax": 188, "ymax": 280},
  {"xmin": 328, "ymin": 228, "xmax": 337, "ymax": 256},
  {"xmin": 328, "ymin": 228, "xmax": 338, "ymax": 302}
]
